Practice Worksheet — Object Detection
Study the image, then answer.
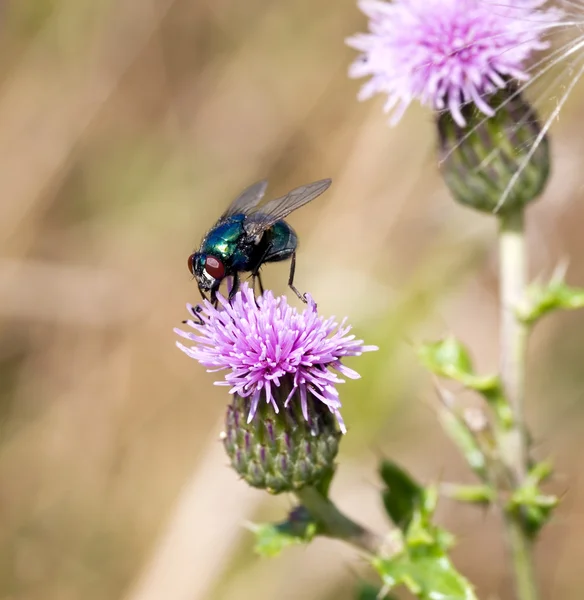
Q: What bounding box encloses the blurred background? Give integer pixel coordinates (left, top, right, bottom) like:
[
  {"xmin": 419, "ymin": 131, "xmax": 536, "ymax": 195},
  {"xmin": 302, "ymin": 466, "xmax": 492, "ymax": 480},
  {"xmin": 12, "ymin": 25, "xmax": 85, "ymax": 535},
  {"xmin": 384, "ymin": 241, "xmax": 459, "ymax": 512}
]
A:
[{"xmin": 0, "ymin": 0, "xmax": 583, "ymax": 599}]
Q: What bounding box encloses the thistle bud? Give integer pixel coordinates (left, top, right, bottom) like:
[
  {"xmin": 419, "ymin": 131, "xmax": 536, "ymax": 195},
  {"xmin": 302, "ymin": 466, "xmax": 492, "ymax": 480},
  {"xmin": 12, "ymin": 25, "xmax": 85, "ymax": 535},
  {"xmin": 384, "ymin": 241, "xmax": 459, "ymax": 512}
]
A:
[
  {"xmin": 223, "ymin": 387, "xmax": 341, "ymax": 494},
  {"xmin": 437, "ymin": 86, "xmax": 550, "ymax": 214}
]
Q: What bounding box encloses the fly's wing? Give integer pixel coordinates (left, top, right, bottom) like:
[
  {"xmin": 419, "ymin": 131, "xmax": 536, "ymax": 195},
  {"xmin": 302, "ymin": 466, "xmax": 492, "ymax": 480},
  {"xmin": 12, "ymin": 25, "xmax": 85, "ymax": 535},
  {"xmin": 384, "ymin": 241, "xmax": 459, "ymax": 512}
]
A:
[
  {"xmin": 243, "ymin": 178, "xmax": 332, "ymax": 242},
  {"xmin": 222, "ymin": 180, "xmax": 268, "ymax": 217}
]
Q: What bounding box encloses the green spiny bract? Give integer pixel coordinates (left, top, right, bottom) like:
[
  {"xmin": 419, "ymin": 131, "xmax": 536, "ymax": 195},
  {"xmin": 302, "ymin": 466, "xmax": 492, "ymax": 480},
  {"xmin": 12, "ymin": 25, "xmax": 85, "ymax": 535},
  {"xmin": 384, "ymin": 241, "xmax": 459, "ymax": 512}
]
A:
[
  {"xmin": 223, "ymin": 388, "xmax": 341, "ymax": 494},
  {"xmin": 437, "ymin": 85, "xmax": 550, "ymax": 214}
]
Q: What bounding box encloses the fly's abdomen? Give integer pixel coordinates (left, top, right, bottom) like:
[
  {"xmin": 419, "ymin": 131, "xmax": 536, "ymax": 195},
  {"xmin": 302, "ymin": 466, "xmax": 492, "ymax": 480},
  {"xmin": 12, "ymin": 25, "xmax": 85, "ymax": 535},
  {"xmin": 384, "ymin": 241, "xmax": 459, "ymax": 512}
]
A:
[{"xmin": 264, "ymin": 221, "xmax": 297, "ymax": 263}]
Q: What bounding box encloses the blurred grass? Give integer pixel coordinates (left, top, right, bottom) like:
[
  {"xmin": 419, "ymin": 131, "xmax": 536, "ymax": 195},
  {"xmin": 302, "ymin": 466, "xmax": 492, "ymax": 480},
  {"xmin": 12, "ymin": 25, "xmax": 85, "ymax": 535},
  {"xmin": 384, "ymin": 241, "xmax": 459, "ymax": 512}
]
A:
[{"xmin": 0, "ymin": 1, "xmax": 583, "ymax": 599}]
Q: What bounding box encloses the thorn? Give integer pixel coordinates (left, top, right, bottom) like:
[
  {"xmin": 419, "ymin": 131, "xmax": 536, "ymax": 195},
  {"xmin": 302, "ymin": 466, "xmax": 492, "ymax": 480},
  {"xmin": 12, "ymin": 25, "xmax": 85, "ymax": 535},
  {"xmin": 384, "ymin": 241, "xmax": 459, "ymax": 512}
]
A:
[
  {"xmin": 377, "ymin": 582, "xmax": 391, "ymax": 598},
  {"xmin": 463, "ymin": 407, "xmax": 489, "ymax": 433},
  {"xmin": 432, "ymin": 377, "xmax": 456, "ymax": 409},
  {"xmin": 242, "ymin": 520, "xmax": 258, "ymax": 532},
  {"xmin": 551, "ymin": 257, "xmax": 570, "ymax": 283}
]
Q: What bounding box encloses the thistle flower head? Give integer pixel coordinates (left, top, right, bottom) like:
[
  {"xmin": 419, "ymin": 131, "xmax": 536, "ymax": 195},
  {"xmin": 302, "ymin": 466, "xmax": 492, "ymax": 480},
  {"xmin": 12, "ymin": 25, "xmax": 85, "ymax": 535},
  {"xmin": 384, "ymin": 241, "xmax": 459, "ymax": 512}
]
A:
[
  {"xmin": 175, "ymin": 283, "xmax": 377, "ymax": 434},
  {"xmin": 347, "ymin": 0, "xmax": 560, "ymax": 126}
]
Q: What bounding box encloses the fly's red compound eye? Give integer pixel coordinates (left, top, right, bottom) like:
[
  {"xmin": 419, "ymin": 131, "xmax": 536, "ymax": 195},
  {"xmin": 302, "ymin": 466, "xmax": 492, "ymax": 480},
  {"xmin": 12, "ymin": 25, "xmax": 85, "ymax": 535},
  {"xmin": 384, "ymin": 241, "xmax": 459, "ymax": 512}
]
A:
[
  {"xmin": 204, "ymin": 256, "xmax": 225, "ymax": 280},
  {"xmin": 187, "ymin": 253, "xmax": 197, "ymax": 275}
]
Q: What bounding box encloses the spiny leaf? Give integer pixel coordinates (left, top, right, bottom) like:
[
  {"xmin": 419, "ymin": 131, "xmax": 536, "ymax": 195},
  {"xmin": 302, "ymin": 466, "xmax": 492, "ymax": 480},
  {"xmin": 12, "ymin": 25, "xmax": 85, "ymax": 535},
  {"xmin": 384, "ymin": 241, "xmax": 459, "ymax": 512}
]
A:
[
  {"xmin": 419, "ymin": 337, "xmax": 473, "ymax": 378},
  {"xmin": 508, "ymin": 462, "xmax": 558, "ymax": 538},
  {"xmin": 440, "ymin": 483, "xmax": 495, "ymax": 505},
  {"xmin": 437, "ymin": 407, "xmax": 488, "ymax": 478},
  {"xmin": 380, "ymin": 460, "xmax": 422, "ymax": 530},
  {"xmin": 422, "ymin": 338, "xmax": 513, "ymax": 428},
  {"xmin": 250, "ymin": 507, "xmax": 317, "ymax": 557},
  {"xmin": 520, "ymin": 279, "xmax": 584, "ymax": 325},
  {"xmin": 418, "ymin": 338, "xmax": 500, "ymax": 393},
  {"xmin": 355, "ymin": 582, "xmax": 398, "ymax": 600},
  {"xmin": 373, "ymin": 551, "xmax": 477, "ymax": 600},
  {"xmin": 372, "ymin": 486, "xmax": 477, "ymax": 599}
]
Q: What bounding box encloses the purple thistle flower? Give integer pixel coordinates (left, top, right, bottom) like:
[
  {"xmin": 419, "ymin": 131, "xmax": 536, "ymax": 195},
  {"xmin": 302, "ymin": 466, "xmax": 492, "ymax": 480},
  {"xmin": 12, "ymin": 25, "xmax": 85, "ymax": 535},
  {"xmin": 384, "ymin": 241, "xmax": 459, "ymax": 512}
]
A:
[
  {"xmin": 346, "ymin": 0, "xmax": 561, "ymax": 126},
  {"xmin": 175, "ymin": 283, "xmax": 377, "ymax": 434}
]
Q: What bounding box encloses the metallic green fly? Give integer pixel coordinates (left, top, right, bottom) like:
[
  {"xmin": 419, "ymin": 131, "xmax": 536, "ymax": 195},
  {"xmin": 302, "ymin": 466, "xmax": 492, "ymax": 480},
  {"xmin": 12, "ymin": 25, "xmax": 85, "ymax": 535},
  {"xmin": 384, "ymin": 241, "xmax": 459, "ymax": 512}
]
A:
[{"xmin": 188, "ymin": 178, "xmax": 332, "ymax": 305}]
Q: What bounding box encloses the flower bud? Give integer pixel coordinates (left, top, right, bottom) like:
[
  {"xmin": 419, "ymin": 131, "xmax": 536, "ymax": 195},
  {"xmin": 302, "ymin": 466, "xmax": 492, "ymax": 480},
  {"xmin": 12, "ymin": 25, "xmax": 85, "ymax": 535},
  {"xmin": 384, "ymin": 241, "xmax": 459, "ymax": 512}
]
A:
[
  {"xmin": 437, "ymin": 85, "xmax": 550, "ymax": 214},
  {"xmin": 223, "ymin": 384, "xmax": 341, "ymax": 494}
]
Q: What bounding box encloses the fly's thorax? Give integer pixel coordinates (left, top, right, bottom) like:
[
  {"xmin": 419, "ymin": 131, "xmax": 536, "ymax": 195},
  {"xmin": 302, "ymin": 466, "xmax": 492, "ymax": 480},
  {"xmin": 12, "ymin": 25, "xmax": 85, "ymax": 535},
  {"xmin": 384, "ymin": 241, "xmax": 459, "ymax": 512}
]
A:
[
  {"xmin": 195, "ymin": 217, "xmax": 244, "ymax": 283},
  {"xmin": 201, "ymin": 216, "xmax": 246, "ymax": 260}
]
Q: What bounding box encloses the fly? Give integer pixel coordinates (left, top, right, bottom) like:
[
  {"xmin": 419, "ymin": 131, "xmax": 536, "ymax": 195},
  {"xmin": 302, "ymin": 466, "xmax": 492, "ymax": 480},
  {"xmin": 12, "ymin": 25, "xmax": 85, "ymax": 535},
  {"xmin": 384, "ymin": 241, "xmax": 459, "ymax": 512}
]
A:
[{"xmin": 188, "ymin": 178, "xmax": 332, "ymax": 305}]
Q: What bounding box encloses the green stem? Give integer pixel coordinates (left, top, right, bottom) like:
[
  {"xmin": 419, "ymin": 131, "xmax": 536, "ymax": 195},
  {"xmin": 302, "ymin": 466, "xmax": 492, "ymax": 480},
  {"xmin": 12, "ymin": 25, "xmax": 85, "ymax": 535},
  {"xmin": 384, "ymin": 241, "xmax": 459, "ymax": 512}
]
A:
[
  {"xmin": 498, "ymin": 209, "xmax": 538, "ymax": 600},
  {"xmin": 505, "ymin": 515, "xmax": 539, "ymax": 600},
  {"xmin": 295, "ymin": 486, "xmax": 383, "ymax": 556},
  {"xmin": 499, "ymin": 210, "xmax": 529, "ymax": 481}
]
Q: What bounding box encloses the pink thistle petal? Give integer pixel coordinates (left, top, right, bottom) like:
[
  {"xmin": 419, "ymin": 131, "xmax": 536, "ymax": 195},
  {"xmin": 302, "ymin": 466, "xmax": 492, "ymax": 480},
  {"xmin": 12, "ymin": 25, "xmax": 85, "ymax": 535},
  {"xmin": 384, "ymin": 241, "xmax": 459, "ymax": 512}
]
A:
[
  {"xmin": 247, "ymin": 389, "xmax": 262, "ymax": 423},
  {"xmin": 332, "ymin": 361, "xmax": 362, "ymax": 380},
  {"xmin": 334, "ymin": 410, "xmax": 347, "ymax": 435},
  {"xmin": 346, "ymin": 0, "xmax": 562, "ymax": 125}
]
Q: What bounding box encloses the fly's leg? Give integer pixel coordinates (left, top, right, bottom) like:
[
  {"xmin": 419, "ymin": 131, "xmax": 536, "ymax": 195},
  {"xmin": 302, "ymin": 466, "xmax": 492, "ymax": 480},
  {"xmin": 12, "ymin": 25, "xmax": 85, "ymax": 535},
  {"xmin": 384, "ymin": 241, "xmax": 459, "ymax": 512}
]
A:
[
  {"xmin": 288, "ymin": 252, "xmax": 308, "ymax": 303},
  {"xmin": 198, "ymin": 286, "xmax": 209, "ymax": 304},
  {"xmin": 193, "ymin": 305, "xmax": 205, "ymax": 326},
  {"xmin": 183, "ymin": 304, "xmax": 205, "ymax": 326},
  {"xmin": 210, "ymin": 287, "xmax": 219, "ymax": 308},
  {"xmin": 228, "ymin": 273, "xmax": 241, "ymax": 302},
  {"xmin": 186, "ymin": 287, "xmax": 208, "ymax": 324},
  {"xmin": 250, "ymin": 271, "xmax": 265, "ymax": 308},
  {"xmin": 252, "ymin": 271, "xmax": 265, "ymax": 296},
  {"xmin": 249, "ymin": 243, "xmax": 271, "ymax": 301}
]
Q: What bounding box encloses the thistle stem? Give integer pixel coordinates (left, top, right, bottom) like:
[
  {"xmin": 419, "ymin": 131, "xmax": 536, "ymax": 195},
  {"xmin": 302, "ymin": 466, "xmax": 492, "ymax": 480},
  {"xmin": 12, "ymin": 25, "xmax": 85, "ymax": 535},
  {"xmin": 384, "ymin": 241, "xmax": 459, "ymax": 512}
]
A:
[
  {"xmin": 499, "ymin": 210, "xmax": 529, "ymax": 482},
  {"xmin": 504, "ymin": 514, "xmax": 539, "ymax": 600},
  {"xmin": 295, "ymin": 486, "xmax": 383, "ymax": 556},
  {"xmin": 498, "ymin": 209, "xmax": 537, "ymax": 600}
]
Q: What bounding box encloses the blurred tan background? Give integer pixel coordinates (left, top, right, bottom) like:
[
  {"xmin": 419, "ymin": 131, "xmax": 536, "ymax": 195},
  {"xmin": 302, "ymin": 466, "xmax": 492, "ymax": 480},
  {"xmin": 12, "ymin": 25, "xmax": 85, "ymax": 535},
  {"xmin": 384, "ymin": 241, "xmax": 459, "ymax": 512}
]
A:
[{"xmin": 0, "ymin": 1, "xmax": 583, "ymax": 599}]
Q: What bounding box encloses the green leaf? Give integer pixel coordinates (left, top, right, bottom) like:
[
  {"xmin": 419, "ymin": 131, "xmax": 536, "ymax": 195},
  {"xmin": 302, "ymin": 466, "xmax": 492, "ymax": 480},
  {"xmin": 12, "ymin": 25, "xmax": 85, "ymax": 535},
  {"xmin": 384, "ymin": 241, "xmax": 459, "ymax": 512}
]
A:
[
  {"xmin": 520, "ymin": 279, "xmax": 584, "ymax": 325},
  {"xmin": 421, "ymin": 337, "xmax": 514, "ymax": 429},
  {"xmin": 440, "ymin": 483, "xmax": 495, "ymax": 505},
  {"xmin": 508, "ymin": 462, "xmax": 558, "ymax": 537},
  {"xmin": 418, "ymin": 338, "xmax": 500, "ymax": 394},
  {"xmin": 418, "ymin": 337, "xmax": 473, "ymax": 378},
  {"xmin": 355, "ymin": 582, "xmax": 398, "ymax": 600},
  {"xmin": 373, "ymin": 551, "xmax": 477, "ymax": 600},
  {"xmin": 403, "ymin": 487, "xmax": 455, "ymax": 552},
  {"xmin": 250, "ymin": 507, "xmax": 317, "ymax": 557},
  {"xmin": 437, "ymin": 407, "xmax": 488, "ymax": 478},
  {"xmin": 526, "ymin": 460, "xmax": 553, "ymax": 485},
  {"xmin": 380, "ymin": 460, "xmax": 423, "ymax": 530},
  {"xmin": 372, "ymin": 486, "xmax": 477, "ymax": 599}
]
